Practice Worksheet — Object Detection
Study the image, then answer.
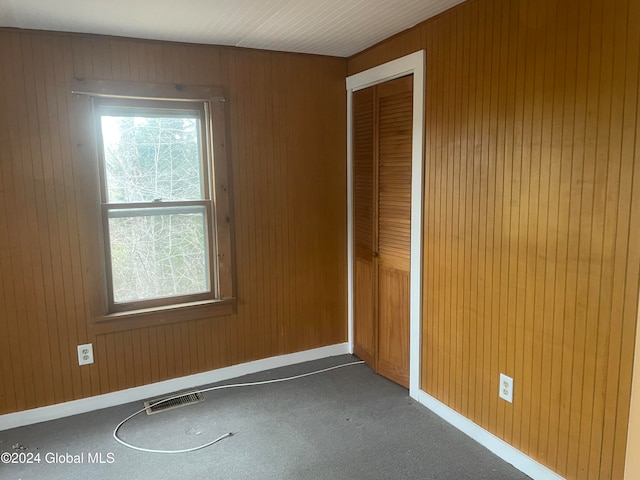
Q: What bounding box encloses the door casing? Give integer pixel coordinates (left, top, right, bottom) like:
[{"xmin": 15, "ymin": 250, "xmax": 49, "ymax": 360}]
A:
[{"xmin": 346, "ymin": 51, "xmax": 426, "ymax": 398}]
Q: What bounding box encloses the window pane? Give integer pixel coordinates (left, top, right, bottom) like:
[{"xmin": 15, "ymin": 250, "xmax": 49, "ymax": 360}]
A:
[
  {"xmin": 108, "ymin": 207, "xmax": 209, "ymax": 303},
  {"xmin": 100, "ymin": 115, "xmax": 203, "ymax": 203}
]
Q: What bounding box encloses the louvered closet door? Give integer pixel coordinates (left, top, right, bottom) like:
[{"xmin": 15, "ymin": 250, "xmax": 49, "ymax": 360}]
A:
[
  {"xmin": 353, "ymin": 75, "xmax": 412, "ymax": 388},
  {"xmin": 353, "ymin": 86, "xmax": 376, "ymax": 367},
  {"xmin": 376, "ymin": 76, "xmax": 412, "ymax": 388}
]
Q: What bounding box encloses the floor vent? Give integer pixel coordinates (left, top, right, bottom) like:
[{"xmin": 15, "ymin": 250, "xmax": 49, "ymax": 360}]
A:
[{"xmin": 144, "ymin": 391, "xmax": 204, "ymax": 415}]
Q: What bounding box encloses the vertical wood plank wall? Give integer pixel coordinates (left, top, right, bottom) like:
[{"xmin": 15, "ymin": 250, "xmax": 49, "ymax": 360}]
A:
[
  {"xmin": 349, "ymin": 0, "xmax": 640, "ymax": 478},
  {"xmin": 0, "ymin": 30, "xmax": 347, "ymax": 415}
]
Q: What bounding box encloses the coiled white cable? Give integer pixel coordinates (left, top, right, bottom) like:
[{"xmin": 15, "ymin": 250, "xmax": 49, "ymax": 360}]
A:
[{"xmin": 113, "ymin": 360, "xmax": 365, "ymax": 454}]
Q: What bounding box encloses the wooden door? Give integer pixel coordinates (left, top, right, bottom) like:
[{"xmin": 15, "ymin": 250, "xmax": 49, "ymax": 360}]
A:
[
  {"xmin": 353, "ymin": 75, "xmax": 413, "ymax": 388},
  {"xmin": 353, "ymin": 85, "xmax": 376, "ymax": 367}
]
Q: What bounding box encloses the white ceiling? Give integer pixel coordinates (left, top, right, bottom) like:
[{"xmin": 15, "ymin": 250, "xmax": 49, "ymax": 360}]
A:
[{"xmin": 0, "ymin": 0, "xmax": 465, "ymax": 57}]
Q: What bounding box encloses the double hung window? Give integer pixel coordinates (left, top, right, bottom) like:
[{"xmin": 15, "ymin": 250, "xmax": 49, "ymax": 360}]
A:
[{"xmin": 95, "ymin": 98, "xmax": 217, "ymax": 313}]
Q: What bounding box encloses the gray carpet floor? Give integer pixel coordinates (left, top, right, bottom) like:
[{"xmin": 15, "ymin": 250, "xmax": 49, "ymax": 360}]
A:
[{"xmin": 0, "ymin": 355, "xmax": 530, "ymax": 479}]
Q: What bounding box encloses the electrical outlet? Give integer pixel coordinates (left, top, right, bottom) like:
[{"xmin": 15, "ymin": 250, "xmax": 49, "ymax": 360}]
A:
[
  {"xmin": 77, "ymin": 343, "xmax": 94, "ymax": 366},
  {"xmin": 499, "ymin": 373, "xmax": 513, "ymax": 403}
]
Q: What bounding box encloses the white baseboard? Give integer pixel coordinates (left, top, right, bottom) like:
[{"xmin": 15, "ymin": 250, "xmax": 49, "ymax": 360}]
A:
[
  {"xmin": 413, "ymin": 390, "xmax": 565, "ymax": 480},
  {"xmin": 0, "ymin": 343, "xmax": 350, "ymax": 431}
]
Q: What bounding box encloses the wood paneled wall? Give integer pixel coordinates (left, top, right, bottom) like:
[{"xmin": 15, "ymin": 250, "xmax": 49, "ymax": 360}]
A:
[
  {"xmin": 349, "ymin": 0, "xmax": 640, "ymax": 478},
  {"xmin": 0, "ymin": 30, "xmax": 347, "ymax": 414}
]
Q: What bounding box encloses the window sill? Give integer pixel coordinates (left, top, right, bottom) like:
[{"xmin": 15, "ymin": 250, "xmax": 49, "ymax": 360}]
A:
[{"xmin": 90, "ymin": 298, "xmax": 235, "ymax": 334}]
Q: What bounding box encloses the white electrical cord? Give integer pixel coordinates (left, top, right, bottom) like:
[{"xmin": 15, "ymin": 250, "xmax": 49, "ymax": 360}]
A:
[{"xmin": 113, "ymin": 360, "xmax": 365, "ymax": 454}]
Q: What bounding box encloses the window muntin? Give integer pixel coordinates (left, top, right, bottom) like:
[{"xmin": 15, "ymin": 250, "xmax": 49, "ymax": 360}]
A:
[{"xmin": 94, "ymin": 98, "xmax": 216, "ymax": 312}]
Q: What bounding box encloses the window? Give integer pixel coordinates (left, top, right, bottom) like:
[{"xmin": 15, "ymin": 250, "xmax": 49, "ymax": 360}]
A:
[
  {"xmin": 95, "ymin": 98, "xmax": 215, "ymax": 312},
  {"xmin": 75, "ymin": 79, "xmax": 235, "ymax": 323}
]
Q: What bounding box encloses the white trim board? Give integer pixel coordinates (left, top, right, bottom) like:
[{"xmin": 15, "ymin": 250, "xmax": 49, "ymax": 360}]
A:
[
  {"xmin": 345, "ymin": 50, "xmax": 426, "ymax": 397},
  {"xmin": 0, "ymin": 343, "xmax": 350, "ymax": 431},
  {"xmin": 415, "ymin": 391, "xmax": 565, "ymax": 480}
]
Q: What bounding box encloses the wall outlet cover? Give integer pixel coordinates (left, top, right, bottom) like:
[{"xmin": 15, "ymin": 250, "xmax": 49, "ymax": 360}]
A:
[
  {"xmin": 499, "ymin": 373, "xmax": 513, "ymax": 403},
  {"xmin": 77, "ymin": 343, "xmax": 94, "ymax": 366}
]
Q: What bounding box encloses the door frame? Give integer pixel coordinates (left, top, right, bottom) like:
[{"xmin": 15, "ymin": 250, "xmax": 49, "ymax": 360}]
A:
[{"xmin": 346, "ymin": 50, "xmax": 425, "ymax": 398}]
